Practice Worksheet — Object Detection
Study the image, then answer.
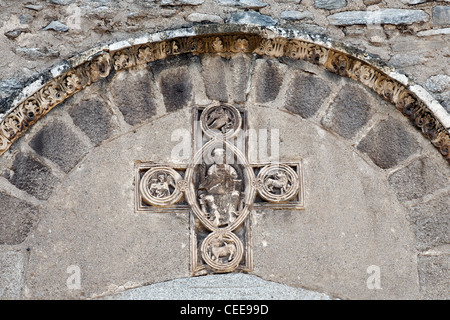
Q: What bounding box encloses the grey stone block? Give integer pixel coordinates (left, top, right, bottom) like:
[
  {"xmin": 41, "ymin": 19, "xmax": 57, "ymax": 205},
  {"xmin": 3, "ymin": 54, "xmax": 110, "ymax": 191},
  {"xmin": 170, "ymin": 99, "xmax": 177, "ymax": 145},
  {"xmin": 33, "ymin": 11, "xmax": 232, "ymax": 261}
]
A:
[
  {"xmin": 0, "ymin": 192, "xmax": 39, "ymax": 245},
  {"xmin": 280, "ymin": 10, "xmax": 314, "ymax": 21},
  {"xmin": 418, "ymin": 255, "xmax": 450, "ymax": 300},
  {"xmin": 201, "ymin": 56, "xmax": 228, "ymax": 102},
  {"xmin": 105, "ymin": 273, "xmax": 333, "ymax": 300},
  {"xmin": 254, "ymin": 60, "xmax": 284, "ymax": 104},
  {"xmin": 425, "ymin": 75, "xmax": 450, "ymax": 94},
  {"xmin": 160, "ymin": 67, "xmax": 193, "ymax": 112},
  {"xmin": 357, "ymin": 118, "xmax": 420, "ymax": 169},
  {"xmin": 230, "ymin": 54, "xmax": 250, "ymax": 103},
  {"xmin": 388, "ymin": 157, "xmax": 449, "ymax": 202},
  {"xmin": 315, "ymin": 0, "xmax": 347, "ymax": 10},
  {"xmin": 0, "ymin": 251, "xmax": 24, "ymax": 299},
  {"xmin": 433, "ymin": 6, "xmax": 450, "ymax": 26},
  {"xmin": 29, "ymin": 120, "xmax": 90, "ymax": 173},
  {"xmin": 8, "ymin": 153, "xmax": 59, "ymax": 200},
  {"xmin": 321, "ymin": 85, "xmax": 372, "ymax": 139},
  {"xmin": 218, "ymin": 0, "xmax": 268, "ymax": 9},
  {"xmin": 68, "ymin": 99, "xmax": 116, "ymax": 146},
  {"xmin": 328, "ymin": 9, "xmax": 429, "ymax": 26},
  {"xmin": 284, "ymin": 72, "xmax": 331, "ymax": 119},
  {"xmin": 186, "ymin": 13, "xmax": 223, "ymax": 23},
  {"xmin": 110, "ymin": 70, "xmax": 157, "ymax": 126},
  {"xmin": 407, "ymin": 193, "xmax": 450, "ymax": 251},
  {"xmin": 43, "ymin": 21, "xmax": 69, "ymax": 32},
  {"xmin": 229, "ymin": 11, "xmax": 278, "ymax": 27}
]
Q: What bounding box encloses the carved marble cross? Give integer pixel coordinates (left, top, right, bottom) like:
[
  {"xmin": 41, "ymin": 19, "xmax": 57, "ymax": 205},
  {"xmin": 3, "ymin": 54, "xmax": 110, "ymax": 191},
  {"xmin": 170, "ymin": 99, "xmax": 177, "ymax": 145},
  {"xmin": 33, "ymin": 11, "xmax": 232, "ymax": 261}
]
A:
[{"xmin": 136, "ymin": 103, "xmax": 304, "ymax": 275}]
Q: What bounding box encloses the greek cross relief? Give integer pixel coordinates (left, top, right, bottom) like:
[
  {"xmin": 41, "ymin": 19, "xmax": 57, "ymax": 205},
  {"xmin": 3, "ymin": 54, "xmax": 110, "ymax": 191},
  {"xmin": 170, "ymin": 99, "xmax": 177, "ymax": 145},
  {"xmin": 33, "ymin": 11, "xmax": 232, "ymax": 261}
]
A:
[{"xmin": 136, "ymin": 103, "xmax": 304, "ymax": 275}]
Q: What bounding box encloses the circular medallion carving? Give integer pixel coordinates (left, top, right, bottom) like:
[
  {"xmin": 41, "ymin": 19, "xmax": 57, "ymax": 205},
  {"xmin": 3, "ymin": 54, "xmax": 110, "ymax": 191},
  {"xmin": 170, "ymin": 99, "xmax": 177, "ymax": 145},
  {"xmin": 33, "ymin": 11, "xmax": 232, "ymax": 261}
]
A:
[
  {"xmin": 200, "ymin": 104, "xmax": 242, "ymax": 139},
  {"xmin": 257, "ymin": 164, "xmax": 299, "ymax": 203},
  {"xmin": 201, "ymin": 230, "xmax": 244, "ymax": 272},
  {"xmin": 140, "ymin": 167, "xmax": 183, "ymax": 206}
]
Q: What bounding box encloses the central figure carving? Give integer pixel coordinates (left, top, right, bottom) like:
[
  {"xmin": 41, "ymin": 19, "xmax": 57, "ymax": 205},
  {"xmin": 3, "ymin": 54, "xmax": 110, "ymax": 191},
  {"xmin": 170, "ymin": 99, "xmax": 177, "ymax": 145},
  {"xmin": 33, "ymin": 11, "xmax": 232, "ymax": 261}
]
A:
[{"xmin": 198, "ymin": 148, "xmax": 242, "ymax": 227}]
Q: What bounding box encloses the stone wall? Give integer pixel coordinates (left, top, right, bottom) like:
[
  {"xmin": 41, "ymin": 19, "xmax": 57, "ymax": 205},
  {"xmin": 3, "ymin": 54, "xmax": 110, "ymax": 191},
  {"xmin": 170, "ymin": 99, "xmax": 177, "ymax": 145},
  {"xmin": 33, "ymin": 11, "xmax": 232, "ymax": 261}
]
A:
[{"xmin": 0, "ymin": 0, "xmax": 449, "ymax": 300}]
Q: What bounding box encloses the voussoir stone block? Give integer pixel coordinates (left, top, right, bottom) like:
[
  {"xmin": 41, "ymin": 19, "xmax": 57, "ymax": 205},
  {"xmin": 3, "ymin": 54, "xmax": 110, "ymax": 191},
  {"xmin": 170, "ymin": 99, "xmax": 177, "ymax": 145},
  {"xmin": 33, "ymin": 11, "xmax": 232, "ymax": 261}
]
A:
[
  {"xmin": 418, "ymin": 255, "xmax": 450, "ymax": 300},
  {"xmin": 160, "ymin": 67, "xmax": 193, "ymax": 112},
  {"xmin": 321, "ymin": 84, "xmax": 372, "ymax": 139},
  {"xmin": 0, "ymin": 192, "xmax": 39, "ymax": 245},
  {"xmin": 29, "ymin": 120, "xmax": 90, "ymax": 173},
  {"xmin": 8, "ymin": 153, "xmax": 59, "ymax": 200},
  {"xmin": 201, "ymin": 55, "xmax": 228, "ymax": 102},
  {"xmin": 388, "ymin": 157, "xmax": 449, "ymax": 202},
  {"xmin": 254, "ymin": 60, "xmax": 284, "ymax": 104},
  {"xmin": 357, "ymin": 118, "xmax": 420, "ymax": 169},
  {"xmin": 68, "ymin": 99, "xmax": 116, "ymax": 146},
  {"xmin": 284, "ymin": 72, "xmax": 331, "ymax": 119},
  {"xmin": 230, "ymin": 54, "xmax": 250, "ymax": 103},
  {"xmin": 407, "ymin": 192, "xmax": 450, "ymax": 251},
  {"xmin": 110, "ymin": 70, "xmax": 157, "ymax": 126}
]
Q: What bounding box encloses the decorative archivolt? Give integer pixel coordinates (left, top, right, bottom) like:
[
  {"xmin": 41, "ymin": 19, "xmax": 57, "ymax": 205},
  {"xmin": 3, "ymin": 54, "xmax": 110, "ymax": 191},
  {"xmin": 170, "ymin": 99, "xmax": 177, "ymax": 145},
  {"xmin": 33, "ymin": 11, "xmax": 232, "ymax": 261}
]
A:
[{"xmin": 0, "ymin": 29, "xmax": 449, "ymax": 163}]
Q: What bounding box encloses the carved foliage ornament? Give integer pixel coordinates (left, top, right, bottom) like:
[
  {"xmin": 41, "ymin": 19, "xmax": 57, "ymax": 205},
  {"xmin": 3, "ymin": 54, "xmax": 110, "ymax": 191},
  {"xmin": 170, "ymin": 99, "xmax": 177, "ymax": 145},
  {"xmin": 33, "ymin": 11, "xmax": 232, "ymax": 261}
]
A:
[{"xmin": 0, "ymin": 32, "xmax": 448, "ymax": 163}]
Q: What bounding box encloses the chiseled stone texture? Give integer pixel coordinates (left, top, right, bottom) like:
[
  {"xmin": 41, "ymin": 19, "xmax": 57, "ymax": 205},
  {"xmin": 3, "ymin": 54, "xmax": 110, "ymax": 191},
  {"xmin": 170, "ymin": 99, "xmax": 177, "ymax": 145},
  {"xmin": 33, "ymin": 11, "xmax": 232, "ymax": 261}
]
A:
[
  {"xmin": 328, "ymin": 9, "xmax": 430, "ymax": 25},
  {"xmin": 433, "ymin": 6, "xmax": 450, "ymax": 25},
  {"xmin": 8, "ymin": 153, "xmax": 59, "ymax": 201},
  {"xmin": 201, "ymin": 55, "xmax": 228, "ymax": 102},
  {"xmin": 388, "ymin": 157, "xmax": 449, "ymax": 202},
  {"xmin": 253, "ymin": 59, "xmax": 284, "ymax": 104},
  {"xmin": 0, "ymin": 251, "xmax": 24, "ymax": 299},
  {"xmin": 357, "ymin": 118, "xmax": 420, "ymax": 169},
  {"xmin": 29, "ymin": 120, "xmax": 90, "ymax": 173},
  {"xmin": 418, "ymin": 255, "xmax": 450, "ymax": 300},
  {"xmin": 407, "ymin": 193, "xmax": 450, "ymax": 251},
  {"xmin": 159, "ymin": 67, "xmax": 193, "ymax": 112},
  {"xmin": 284, "ymin": 72, "xmax": 331, "ymax": 119},
  {"xmin": 68, "ymin": 99, "xmax": 117, "ymax": 146},
  {"xmin": 321, "ymin": 84, "xmax": 372, "ymax": 139},
  {"xmin": 0, "ymin": 192, "xmax": 39, "ymax": 245},
  {"xmin": 105, "ymin": 274, "xmax": 333, "ymax": 300},
  {"xmin": 230, "ymin": 54, "xmax": 251, "ymax": 103},
  {"xmin": 110, "ymin": 69, "xmax": 157, "ymax": 126}
]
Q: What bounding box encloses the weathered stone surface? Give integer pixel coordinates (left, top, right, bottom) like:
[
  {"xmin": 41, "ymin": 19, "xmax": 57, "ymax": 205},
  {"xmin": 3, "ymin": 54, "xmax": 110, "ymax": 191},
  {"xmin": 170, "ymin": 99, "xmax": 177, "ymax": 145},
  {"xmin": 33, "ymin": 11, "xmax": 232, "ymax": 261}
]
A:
[
  {"xmin": 29, "ymin": 120, "xmax": 90, "ymax": 173},
  {"xmin": 254, "ymin": 60, "xmax": 284, "ymax": 104},
  {"xmin": 433, "ymin": 6, "xmax": 450, "ymax": 26},
  {"xmin": 8, "ymin": 153, "xmax": 59, "ymax": 201},
  {"xmin": 357, "ymin": 118, "xmax": 420, "ymax": 169},
  {"xmin": 14, "ymin": 47, "xmax": 60, "ymax": 60},
  {"xmin": 68, "ymin": 99, "xmax": 116, "ymax": 146},
  {"xmin": 160, "ymin": 67, "xmax": 193, "ymax": 112},
  {"xmin": 418, "ymin": 255, "xmax": 450, "ymax": 300},
  {"xmin": 218, "ymin": 0, "xmax": 268, "ymax": 9},
  {"xmin": 110, "ymin": 69, "xmax": 157, "ymax": 126},
  {"xmin": 185, "ymin": 13, "xmax": 223, "ymax": 23},
  {"xmin": 401, "ymin": 0, "xmax": 426, "ymax": 4},
  {"xmin": 0, "ymin": 192, "xmax": 39, "ymax": 245},
  {"xmin": 315, "ymin": 0, "xmax": 346, "ymax": 10},
  {"xmin": 284, "ymin": 72, "xmax": 331, "ymax": 119},
  {"xmin": 388, "ymin": 157, "xmax": 449, "ymax": 202},
  {"xmin": 280, "ymin": 10, "xmax": 314, "ymax": 21},
  {"xmin": 106, "ymin": 274, "xmax": 332, "ymax": 300},
  {"xmin": 230, "ymin": 54, "xmax": 250, "ymax": 103},
  {"xmin": 363, "ymin": 0, "xmax": 382, "ymax": 5},
  {"xmin": 417, "ymin": 27, "xmax": 450, "ymax": 37},
  {"xmin": 43, "ymin": 21, "xmax": 69, "ymax": 32},
  {"xmin": 321, "ymin": 85, "xmax": 372, "ymax": 139},
  {"xmin": 425, "ymin": 75, "xmax": 450, "ymax": 93},
  {"xmin": 389, "ymin": 53, "xmax": 426, "ymax": 68},
  {"xmin": 328, "ymin": 9, "xmax": 430, "ymax": 26},
  {"xmin": 20, "ymin": 14, "xmax": 34, "ymax": 24},
  {"xmin": 201, "ymin": 56, "xmax": 228, "ymax": 102},
  {"xmin": 160, "ymin": 0, "xmax": 204, "ymax": 5},
  {"xmin": 229, "ymin": 11, "xmax": 278, "ymax": 26},
  {"xmin": 0, "ymin": 251, "xmax": 24, "ymax": 299},
  {"xmin": 407, "ymin": 193, "xmax": 450, "ymax": 251}
]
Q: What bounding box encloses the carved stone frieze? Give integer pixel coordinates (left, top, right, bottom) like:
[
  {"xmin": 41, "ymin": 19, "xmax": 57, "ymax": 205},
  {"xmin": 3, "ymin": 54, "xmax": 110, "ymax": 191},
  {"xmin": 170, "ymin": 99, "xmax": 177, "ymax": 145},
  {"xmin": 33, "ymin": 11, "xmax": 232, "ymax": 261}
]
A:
[{"xmin": 0, "ymin": 30, "xmax": 448, "ymax": 164}]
